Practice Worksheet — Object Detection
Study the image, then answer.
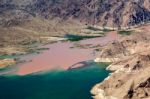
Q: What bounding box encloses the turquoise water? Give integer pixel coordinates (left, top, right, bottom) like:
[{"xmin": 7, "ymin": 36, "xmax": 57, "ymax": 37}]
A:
[{"xmin": 0, "ymin": 62, "xmax": 109, "ymax": 99}]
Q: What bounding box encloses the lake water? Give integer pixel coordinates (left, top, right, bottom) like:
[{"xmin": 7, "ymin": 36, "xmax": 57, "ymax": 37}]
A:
[
  {"xmin": 0, "ymin": 62, "xmax": 109, "ymax": 99},
  {"xmin": 0, "ymin": 32, "xmax": 118, "ymax": 99}
]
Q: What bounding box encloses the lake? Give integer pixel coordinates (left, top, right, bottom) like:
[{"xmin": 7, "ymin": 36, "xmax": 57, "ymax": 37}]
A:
[
  {"xmin": 0, "ymin": 62, "xmax": 109, "ymax": 99},
  {"xmin": 0, "ymin": 32, "xmax": 117, "ymax": 99}
]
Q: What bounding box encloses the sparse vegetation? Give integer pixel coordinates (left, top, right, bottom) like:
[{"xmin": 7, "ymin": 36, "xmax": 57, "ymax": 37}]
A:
[
  {"xmin": 65, "ymin": 34, "xmax": 100, "ymax": 41},
  {"xmin": 118, "ymin": 30, "xmax": 133, "ymax": 35}
]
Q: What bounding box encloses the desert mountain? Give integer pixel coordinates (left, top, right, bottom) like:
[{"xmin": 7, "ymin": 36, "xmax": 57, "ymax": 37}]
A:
[{"xmin": 1, "ymin": 0, "xmax": 150, "ymax": 28}]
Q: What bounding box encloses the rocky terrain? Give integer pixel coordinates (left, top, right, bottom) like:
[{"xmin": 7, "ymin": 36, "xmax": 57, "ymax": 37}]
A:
[
  {"xmin": 2, "ymin": 0, "xmax": 150, "ymax": 28},
  {"xmin": 91, "ymin": 25, "xmax": 150, "ymax": 99}
]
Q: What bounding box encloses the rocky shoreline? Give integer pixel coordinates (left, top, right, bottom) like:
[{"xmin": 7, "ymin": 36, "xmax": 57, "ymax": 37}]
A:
[{"xmin": 91, "ymin": 26, "xmax": 150, "ymax": 99}]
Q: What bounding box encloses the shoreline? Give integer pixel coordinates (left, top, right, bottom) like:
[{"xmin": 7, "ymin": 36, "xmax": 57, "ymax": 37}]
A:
[
  {"xmin": 91, "ymin": 64, "xmax": 119, "ymax": 99},
  {"xmin": 91, "ymin": 26, "xmax": 150, "ymax": 99}
]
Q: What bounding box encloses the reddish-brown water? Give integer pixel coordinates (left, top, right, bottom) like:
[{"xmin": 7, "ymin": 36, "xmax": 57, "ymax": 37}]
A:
[{"xmin": 17, "ymin": 32, "xmax": 118, "ymax": 75}]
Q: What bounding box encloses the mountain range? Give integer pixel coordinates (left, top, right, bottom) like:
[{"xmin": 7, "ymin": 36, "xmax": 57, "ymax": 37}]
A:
[{"xmin": 1, "ymin": 0, "xmax": 150, "ymax": 29}]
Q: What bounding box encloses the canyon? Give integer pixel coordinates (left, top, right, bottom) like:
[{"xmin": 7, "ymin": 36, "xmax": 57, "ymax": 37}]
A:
[{"xmin": 1, "ymin": 0, "xmax": 150, "ymax": 99}]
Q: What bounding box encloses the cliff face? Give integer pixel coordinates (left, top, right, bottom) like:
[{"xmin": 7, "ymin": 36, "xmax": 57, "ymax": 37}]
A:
[
  {"xmin": 92, "ymin": 54, "xmax": 150, "ymax": 99},
  {"xmin": 92, "ymin": 25, "xmax": 150, "ymax": 99},
  {"xmin": 1, "ymin": 0, "xmax": 150, "ymax": 28}
]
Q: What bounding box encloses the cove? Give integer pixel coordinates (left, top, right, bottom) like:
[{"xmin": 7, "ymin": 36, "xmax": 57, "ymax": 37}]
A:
[{"xmin": 0, "ymin": 62, "xmax": 109, "ymax": 99}]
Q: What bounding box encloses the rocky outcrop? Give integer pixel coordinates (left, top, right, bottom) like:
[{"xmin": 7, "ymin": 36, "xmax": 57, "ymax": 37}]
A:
[
  {"xmin": 95, "ymin": 31, "xmax": 150, "ymax": 62},
  {"xmin": 92, "ymin": 29, "xmax": 150, "ymax": 99},
  {"xmin": 92, "ymin": 63, "xmax": 150, "ymax": 99}
]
